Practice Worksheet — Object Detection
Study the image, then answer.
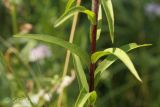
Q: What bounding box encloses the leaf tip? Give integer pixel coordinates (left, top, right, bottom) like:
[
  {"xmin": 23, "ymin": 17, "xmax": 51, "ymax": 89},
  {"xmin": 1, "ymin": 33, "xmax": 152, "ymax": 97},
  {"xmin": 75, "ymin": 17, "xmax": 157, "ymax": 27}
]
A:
[
  {"xmin": 134, "ymin": 73, "xmax": 143, "ymax": 83},
  {"xmin": 111, "ymin": 36, "xmax": 114, "ymax": 43},
  {"xmin": 138, "ymin": 77, "xmax": 143, "ymax": 83},
  {"xmin": 111, "ymin": 39, "xmax": 114, "ymax": 44},
  {"xmin": 54, "ymin": 22, "xmax": 58, "ymax": 28},
  {"xmin": 145, "ymin": 44, "xmax": 152, "ymax": 46}
]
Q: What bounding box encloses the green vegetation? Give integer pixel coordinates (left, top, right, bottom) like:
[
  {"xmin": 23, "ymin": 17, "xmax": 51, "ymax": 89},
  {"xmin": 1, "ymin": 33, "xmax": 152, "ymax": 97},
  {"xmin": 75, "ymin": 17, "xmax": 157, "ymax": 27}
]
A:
[{"xmin": 0, "ymin": 0, "xmax": 159, "ymax": 107}]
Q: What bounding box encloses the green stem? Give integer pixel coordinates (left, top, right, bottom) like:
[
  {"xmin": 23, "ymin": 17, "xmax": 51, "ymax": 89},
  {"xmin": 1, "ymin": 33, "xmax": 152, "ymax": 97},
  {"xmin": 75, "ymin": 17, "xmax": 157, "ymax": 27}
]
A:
[{"xmin": 11, "ymin": 5, "xmax": 18, "ymax": 34}]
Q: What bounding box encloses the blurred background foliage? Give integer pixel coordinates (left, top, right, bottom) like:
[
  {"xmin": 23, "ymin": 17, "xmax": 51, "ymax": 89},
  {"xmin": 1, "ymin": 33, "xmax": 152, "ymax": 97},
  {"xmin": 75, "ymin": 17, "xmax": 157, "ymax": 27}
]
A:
[{"xmin": 0, "ymin": 0, "xmax": 160, "ymax": 107}]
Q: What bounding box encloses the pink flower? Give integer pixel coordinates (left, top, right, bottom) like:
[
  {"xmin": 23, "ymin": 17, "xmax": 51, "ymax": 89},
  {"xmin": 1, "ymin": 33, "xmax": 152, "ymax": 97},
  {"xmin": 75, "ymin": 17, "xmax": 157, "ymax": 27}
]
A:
[
  {"xmin": 29, "ymin": 45, "xmax": 51, "ymax": 62},
  {"xmin": 145, "ymin": 3, "xmax": 160, "ymax": 16}
]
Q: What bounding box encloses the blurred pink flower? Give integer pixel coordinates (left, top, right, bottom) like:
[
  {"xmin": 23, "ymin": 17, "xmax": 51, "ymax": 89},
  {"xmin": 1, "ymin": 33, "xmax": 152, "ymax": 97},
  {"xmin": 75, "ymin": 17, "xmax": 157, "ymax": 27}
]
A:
[
  {"xmin": 29, "ymin": 45, "xmax": 51, "ymax": 62},
  {"xmin": 145, "ymin": 3, "xmax": 160, "ymax": 16}
]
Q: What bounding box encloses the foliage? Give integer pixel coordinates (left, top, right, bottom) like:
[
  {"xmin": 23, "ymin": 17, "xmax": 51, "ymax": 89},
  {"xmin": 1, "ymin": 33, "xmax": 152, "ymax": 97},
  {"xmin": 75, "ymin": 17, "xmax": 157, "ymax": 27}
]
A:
[{"xmin": 0, "ymin": 0, "xmax": 159, "ymax": 107}]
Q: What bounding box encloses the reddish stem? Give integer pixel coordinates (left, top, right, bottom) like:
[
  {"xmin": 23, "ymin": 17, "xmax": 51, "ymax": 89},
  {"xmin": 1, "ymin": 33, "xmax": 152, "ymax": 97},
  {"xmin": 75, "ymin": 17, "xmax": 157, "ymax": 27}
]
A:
[{"xmin": 89, "ymin": 0, "xmax": 99, "ymax": 92}]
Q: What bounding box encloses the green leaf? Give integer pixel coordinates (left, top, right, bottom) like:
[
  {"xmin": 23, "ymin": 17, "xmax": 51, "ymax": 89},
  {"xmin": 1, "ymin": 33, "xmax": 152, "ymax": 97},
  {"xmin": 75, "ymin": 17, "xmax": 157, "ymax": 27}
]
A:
[
  {"xmin": 93, "ymin": 43, "xmax": 151, "ymax": 83},
  {"xmin": 54, "ymin": 6, "xmax": 95, "ymax": 27},
  {"xmin": 96, "ymin": 5, "xmax": 102, "ymax": 40},
  {"xmin": 14, "ymin": 34, "xmax": 90, "ymax": 66},
  {"xmin": 95, "ymin": 43, "xmax": 151, "ymax": 79},
  {"xmin": 65, "ymin": 0, "xmax": 75, "ymax": 12},
  {"xmin": 73, "ymin": 54, "xmax": 89, "ymax": 92},
  {"xmin": 101, "ymin": 0, "xmax": 114, "ymax": 43},
  {"xmin": 93, "ymin": 48, "xmax": 142, "ymax": 81},
  {"xmin": 89, "ymin": 90, "xmax": 97, "ymax": 105},
  {"xmin": 75, "ymin": 88, "xmax": 96, "ymax": 107},
  {"xmin": 75, "ymin": 88, "xmax": 87, "ymax": 107}
]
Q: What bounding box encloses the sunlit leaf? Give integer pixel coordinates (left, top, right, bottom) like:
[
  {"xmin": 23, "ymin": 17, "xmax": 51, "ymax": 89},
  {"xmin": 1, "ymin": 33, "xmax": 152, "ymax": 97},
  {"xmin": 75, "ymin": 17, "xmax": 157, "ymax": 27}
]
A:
[
  {"xmin": 75, "ymin": 88, "xmax": 96, "ymax": 107},
  {"xmin": 73, "ymin": 54, "xmax": 89, "ymax": 92},
  {"xmin": 95, "ymin": 43, "xmax": 151, "ymax": 80},
  {"xmin": 93, "ymin": 43, "xmax": 151, "ymax": 83},
  {"xmin": 14, "ymin": 34, "xmax": 90, "ymax": 66},
  {"xmin": 96, "ymin": 5, "xmax": 102, "ymax": 40},
  {"xmin": 54, "ymin": 6, "xmax": 95, "ymax": 27},
  {"xmin": 101, "ymin": 0, "xmax": 114, "ymax": 43},
  {"xmin": 74, "ymin": 88, "xmax": 87, "ymax": 107},
  {"xmin": 89, "ymin": 90, "xmax": 97, "ymax": 105},
  {"xmin": 93, "ymin": 48, "xmax": 142, "ymax": 81},
  {"xmin": 65, "ymin": 0, "xmax": 75, "ymax": 12}
]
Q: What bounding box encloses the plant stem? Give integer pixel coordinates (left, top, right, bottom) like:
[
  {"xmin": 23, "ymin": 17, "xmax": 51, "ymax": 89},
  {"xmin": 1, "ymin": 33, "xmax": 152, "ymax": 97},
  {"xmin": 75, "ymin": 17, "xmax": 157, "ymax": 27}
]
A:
[
  {"xmin": 11, "ymin": 5, "xmax": 18, "ymax": 34},
  {"xmin": 58, "ymin": 0, "xmax": 81, "ymax": 106},
  {"xmin": 89, "ymin": 0, "xmax": 99, "ymax": 106},
  {"xmin": 89, "ymin": 0, "xmax": 99, "ymax": 92},
  {"xmin": 62, "ymin": 0, "xmax": 81, "ymax": 79}
]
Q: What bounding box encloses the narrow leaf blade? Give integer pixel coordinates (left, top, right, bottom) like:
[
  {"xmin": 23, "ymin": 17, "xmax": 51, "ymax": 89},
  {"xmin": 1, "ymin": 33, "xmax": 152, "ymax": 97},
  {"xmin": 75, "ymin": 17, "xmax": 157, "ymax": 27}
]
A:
[
  {"xmin": 54, "ymin": 6, "xmax": 95, "ymax": 27},
  {"xmin": 14, "ymin": 34, "xmax": 90, "ymax": 66},
  {"xmin": 73, "ymin": 54, "xmax": 89, "ymax": 92},
  {"xmin": 75, "ymin": 89, "xmax": 96, "ymax": 107},
  {"xmin": 101, "ymin": 0, "xmax": 114, "ymax": 43},
  {"xmin": 65, "ymin": 0, "xmax": 75, "ymax": 12},
  {"xmin": 78, "ymin": 91, "xmax": 96, "ymax": 107},
  {"xmin": 93, "ymin": 48, "xmax": 142, "ymax": 82},
  {"xmin": 89, "ymin": 91, "xmax": 97, "ymax": 105},
  {"xmin": 74, "ymin": 88, "xmax": 87, "ymax": 107},
  {"xmin": 96, "ymin": 5, "xmax": 102, "ymax": 40},
  {"xmin": 94, "ymin": 43, "xmax": 151, "ymax": 84}
]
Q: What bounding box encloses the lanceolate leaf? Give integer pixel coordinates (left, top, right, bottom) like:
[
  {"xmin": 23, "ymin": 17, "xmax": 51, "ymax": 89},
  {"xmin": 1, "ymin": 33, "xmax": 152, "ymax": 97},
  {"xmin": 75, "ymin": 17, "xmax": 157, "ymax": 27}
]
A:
[
  {"xmin": 96, "ymin": 5, "xmax": 102, "ymax": 40},
  {"xmin": 78, "ymin": 91, "xmax": 96, "ymax": 107},
  {"xmin": 89, "ymin": 90, "xmax": 97, "ymax": 105},
  {"xmin": 73, "ymin": 54, "xmax": 89, "ymax": 92},
  {"xmin": 93, "ymin": 43, "xmax": 151, "ymax": 83},
  {"xmin": 75, "ymin": 88, "xmax": 87, "ymax": 107},
  {"xmin": 54, "ymin": 6, "xmax": 95, "ymax": 27},
  {"xmin": 93, "ymin": 48, "xmax": 142, "ymax": 81},
  {"xmin": 101, "ymin": 0, "xmax": 114, "ymax": 43},
  {"xmin": 95, "ymin": 43, "xmax": 151, "ymax": 79},
  {"xmin": 65, "ymin": 0, "xmax": 75, "ymax": 12},
  {"xmin": 75, "ymin": 88, "xmax": 96, "ymax": 107},
  {"xmin": 14, "ymin": 34, "xmax": 90, "ymax": 66}
]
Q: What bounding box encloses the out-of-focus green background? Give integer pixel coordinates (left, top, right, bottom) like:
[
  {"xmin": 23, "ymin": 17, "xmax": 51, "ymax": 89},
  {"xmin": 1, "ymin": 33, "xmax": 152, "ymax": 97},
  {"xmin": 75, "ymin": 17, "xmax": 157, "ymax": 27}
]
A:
[{"xmin": 0, "ymin": 0, "xmax": 160, "ymax": 107}]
